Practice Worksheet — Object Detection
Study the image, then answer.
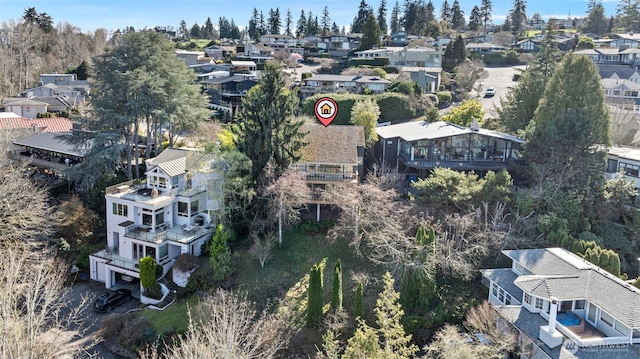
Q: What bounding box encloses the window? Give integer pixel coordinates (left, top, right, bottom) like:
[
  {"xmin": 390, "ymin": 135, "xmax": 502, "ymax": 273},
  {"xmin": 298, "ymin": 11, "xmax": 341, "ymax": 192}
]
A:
[
  {"xmin": 574, "ymin": 300, "xmax": 585, "ymax": 310},
  {"xmin": 491, "ymin": 283, "xmax": 498, "ymax": 297},
  {"xmin": 524, "ymin": 293, "xmax": 532, "ymax": 305},
  {"xmin": 505, "ymin": 294, "xmax": 512, "ymax": 305},
  {"xmin": 178, "ymin": 202, "xmax": 188, "ymax": 217},
  {"xmin": 112, "ymin": 203, "xmax": 128, "ymax": 217},
  {"xmin": 514, "ymin": 261, "xmax": 525, "ymax": 274},
  {"xmin": 600, "ymin": 310, "xmax": 614, "ymax": 327},
  {"xmin": 535, "ymin": 297, "xmax": 544, "ymax": 310},
  {"xmin": 498, "ymin": 288, "xmax": 505, "ymax": 303},
  {"xmin": 190, "ymin": 200, "xmax": 199, "ymax": 214},
  {"xmin": 620, "ymin": 162, "xmax": 640, "ymax": 177},
  {"xmin": 171, "ymin": 176, "xmax": 179, "ymax": 189}
]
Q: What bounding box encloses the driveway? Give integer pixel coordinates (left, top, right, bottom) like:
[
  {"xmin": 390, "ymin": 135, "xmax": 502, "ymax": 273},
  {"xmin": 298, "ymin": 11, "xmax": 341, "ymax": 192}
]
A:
[{"xmin": 58, "ymin": 279, "xmax": 142, "ymax": 358}]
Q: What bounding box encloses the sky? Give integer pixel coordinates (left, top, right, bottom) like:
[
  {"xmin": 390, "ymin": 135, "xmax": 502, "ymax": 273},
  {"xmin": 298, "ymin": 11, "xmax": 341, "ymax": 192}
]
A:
[{"xmin": 0, "ymin": 0, "xmax": 621, "ymax": 34}]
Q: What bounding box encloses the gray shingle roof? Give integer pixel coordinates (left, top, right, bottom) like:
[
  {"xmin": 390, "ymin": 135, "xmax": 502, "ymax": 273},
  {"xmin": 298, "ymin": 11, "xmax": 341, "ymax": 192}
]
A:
[
  {"xmin": 504, "ymin": 248, "xmax": 640, "ymax": 328},
  {"xmin": 480, "ymin": 268, "xmax": 523, "ymax": 301}
]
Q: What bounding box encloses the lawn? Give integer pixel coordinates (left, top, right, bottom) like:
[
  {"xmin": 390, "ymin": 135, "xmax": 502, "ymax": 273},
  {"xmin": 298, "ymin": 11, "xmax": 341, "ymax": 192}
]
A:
[
  {"xmin": 137, "ymin": 220, "xmax": 384, "ymax": 339},
  {"xmin": 138, "ymin": 294, "xmax": 201, "ymax": 337},
  {"xmin": 233, "ymin": 222, "xmax": 382, "ymax": 315}
]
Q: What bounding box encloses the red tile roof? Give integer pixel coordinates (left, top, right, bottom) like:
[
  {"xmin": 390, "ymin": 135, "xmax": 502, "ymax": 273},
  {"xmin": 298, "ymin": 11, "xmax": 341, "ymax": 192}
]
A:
[{"xmin": 0, "ymin": 117, "xmax": 74, "ymax": 133}]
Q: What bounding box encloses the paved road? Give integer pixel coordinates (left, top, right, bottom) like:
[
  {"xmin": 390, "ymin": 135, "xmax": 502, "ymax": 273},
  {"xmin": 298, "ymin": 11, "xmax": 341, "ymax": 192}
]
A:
[{"xmin": 475, "ymin": 65, "xmax": 526, "ymax": 118}]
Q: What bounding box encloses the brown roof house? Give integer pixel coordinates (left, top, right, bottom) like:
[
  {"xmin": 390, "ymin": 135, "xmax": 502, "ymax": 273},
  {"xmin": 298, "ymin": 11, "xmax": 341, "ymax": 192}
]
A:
[{"xmin": 292, "ymin": 123, "xmax": 365, "ymax": 220}]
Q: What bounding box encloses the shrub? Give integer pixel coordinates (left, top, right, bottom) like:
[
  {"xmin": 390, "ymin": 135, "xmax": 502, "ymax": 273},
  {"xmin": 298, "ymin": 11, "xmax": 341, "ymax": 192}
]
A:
[
  {"xmin": 99, "ymin": 312, "xmax": 151, "ymax": 351},
  {"xmin": 436, "ymin": 91, "xmax": 452, "ymax": 104}
]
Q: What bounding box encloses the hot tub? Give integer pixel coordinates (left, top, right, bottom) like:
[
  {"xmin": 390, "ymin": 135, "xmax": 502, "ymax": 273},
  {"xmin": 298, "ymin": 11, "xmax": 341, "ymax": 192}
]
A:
[{"xmin": 557, "ymin": 312, "xmax": 580, "ymax": 326}]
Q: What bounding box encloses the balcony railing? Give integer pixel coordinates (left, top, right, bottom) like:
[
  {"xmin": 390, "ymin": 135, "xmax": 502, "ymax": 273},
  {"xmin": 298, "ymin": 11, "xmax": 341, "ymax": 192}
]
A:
[
  {"xmin": 305, "ymin": 173, "xmax": 357, "ymax": 182},
  {"xmin": 125, "ymin": 223, "xmax": 215, "ymax": 245}
]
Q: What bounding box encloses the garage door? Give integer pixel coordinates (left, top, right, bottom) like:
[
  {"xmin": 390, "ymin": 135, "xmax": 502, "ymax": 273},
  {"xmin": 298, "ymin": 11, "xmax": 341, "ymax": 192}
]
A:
[{"xmin": 95, "ymin": 261, "xmax": 106, "ymax": 282}]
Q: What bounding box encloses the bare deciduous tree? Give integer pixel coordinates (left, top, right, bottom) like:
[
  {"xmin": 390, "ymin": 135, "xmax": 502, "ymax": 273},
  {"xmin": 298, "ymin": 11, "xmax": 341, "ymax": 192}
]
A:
[
  {"xmin": 141, "ymin": 289, "xmax": 292, "ymax": 359},
  {"xmin": 0, "ymin": 243, "xmax": 88, "ymax": 358},
  {"xmin": 424, "ymin": 301, "xmax": 519, "ymax": 358},
  {"xmin": 248, "ymin": 231, "xmax": 275, "ymax": 268},
  {"xmin": 324, "ymin": 177, "xmax": 428, "ymax": 274},
  {"xmin": 263, "ymin": 168, "xmax": 311, "ymax": 247}
]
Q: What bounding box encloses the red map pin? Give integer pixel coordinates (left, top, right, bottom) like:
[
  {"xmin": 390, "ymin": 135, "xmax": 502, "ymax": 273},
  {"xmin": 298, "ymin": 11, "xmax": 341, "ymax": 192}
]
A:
[{"xmin": 314, "ymin": 97, "xmax": 338, "ymax": 127}]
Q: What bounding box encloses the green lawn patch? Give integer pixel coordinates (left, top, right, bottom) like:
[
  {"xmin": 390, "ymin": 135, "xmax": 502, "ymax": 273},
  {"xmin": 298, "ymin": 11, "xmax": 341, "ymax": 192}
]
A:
[
  {"xmin": 139, "ymin": 294, "xmax": 201, "ymax": 337},
  {"xmin": 234, "ymin": 222, "xmax": 382, "ymax": 322}
]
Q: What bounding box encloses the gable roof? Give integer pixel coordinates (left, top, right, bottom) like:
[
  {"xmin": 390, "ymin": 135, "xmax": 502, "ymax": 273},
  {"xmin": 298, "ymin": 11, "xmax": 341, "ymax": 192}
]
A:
[
  {"xmin": 298, "ymin": 123, "xmax": 365, "ymax": 164},
  {"xmin": 145, "ymin": 148, "xmax": 215, "ymax": 177},
  {"xmin": 504, "ymin": 248, "xmax": 640, "ymax": 328},
  {"xmin": 376, "ymin": 120, "xmax": 524, "ymax": 143},
  {"xmin": 599, "ymin": 64, "xmax": 640, "ymax": 80},
  {"xmin": 0, "ymin": 116, "xmax": 74, "ymax": 133}
]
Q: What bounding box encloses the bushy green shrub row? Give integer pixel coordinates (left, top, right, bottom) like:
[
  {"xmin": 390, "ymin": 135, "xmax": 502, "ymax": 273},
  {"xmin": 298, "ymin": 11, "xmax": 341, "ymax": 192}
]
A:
[{"xmin": 301, "ymin": 92, "xmax": 415, "ymax": 125}]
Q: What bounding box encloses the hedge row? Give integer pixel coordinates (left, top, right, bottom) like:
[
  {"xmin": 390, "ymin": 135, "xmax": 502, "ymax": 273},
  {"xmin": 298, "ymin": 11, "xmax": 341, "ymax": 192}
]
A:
[{"xmin": 301, "ymin": 92, "xmax": 415, "ymax": 125}]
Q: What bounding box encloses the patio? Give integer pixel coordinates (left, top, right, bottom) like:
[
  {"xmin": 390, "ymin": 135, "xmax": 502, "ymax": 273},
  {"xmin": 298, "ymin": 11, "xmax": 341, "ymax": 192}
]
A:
[{"xmin": 566, "ymin": 320, "xmax": 606, "ymax": 340}]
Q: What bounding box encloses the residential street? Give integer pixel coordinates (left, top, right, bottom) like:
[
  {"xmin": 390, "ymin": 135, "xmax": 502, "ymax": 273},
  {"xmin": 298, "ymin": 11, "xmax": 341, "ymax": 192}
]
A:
[{"xmin": 475, "ymin": 65, "xmax": 526, "ymax": 118}]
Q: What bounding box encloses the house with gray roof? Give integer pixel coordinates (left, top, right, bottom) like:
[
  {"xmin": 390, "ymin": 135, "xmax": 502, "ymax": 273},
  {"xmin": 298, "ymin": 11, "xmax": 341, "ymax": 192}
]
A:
[
  {"xmin": 481, "ymin": 248, "xmax": 640, "ymax": 358},
  {"xmin": 300, "ymin": 74, "xmax": 391, "ymax": 99},
  {"xmin": 375, "ymin": 120, "xmax": 524, "ymax": 180}
]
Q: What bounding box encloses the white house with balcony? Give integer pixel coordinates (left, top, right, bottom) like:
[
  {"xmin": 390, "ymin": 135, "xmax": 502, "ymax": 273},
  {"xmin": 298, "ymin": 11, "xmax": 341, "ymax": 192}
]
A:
[
  {"xmin": 481, "ymin": 248, "xmax": 640, "ymax": 359},
  {"xmin": 606, "ymin": 145, "xmax": 640, "ymax": 191},
  {"xmin": 90, "ymin": 148, "xmax": 223, "ymax": 289}
]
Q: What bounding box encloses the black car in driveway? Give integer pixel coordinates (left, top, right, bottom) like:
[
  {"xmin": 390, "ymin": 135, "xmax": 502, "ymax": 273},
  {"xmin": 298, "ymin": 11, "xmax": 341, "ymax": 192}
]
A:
[{"xmin": 93, "ymin": 288, "xmax": 132, "ymax": 312}]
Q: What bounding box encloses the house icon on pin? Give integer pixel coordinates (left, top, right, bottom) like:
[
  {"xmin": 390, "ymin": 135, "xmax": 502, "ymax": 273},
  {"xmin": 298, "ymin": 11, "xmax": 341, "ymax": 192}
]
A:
[{"xmin": 321, "ymin": 103, "xmax": 332, "ymax": 115}]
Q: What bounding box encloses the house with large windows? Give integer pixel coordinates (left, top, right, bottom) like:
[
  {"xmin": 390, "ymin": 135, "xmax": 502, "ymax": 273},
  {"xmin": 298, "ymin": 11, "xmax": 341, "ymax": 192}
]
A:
[
  {"xmin": 375, "ymin": 120, "xmax": 523, "ymax": 179},
  {"xmin": 606, "ymin": 145, "xmax": 640, "ymax": 191},
  {"xmin": 90, "ymin": 148, "xmax": 223, "ymax": 289},
  {"xmin": 481, "ymin": 248, "xmax": 640, "ymax": 358}
]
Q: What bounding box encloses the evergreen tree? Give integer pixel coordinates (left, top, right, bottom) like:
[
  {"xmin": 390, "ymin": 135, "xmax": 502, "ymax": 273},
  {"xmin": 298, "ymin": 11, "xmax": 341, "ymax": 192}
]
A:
[
  {"xmin": 66, "ymin": 31, "xmax": 209, "ymax": 191},
  {"xmin": 480, "ymin": 0, "xmax": 492, "ymax": 32},
  {"xmin": 285, "ymin": 9, "xmax": 293, "ymax": 36},
  {"xmin": 209, "ymin": 224, "xmax": 234, "ymax": 281},
  {"xmin": 441, "ymin": 0, "xmax": 452, "ymax": 22},
  {"xmin": 375, "ymin": 272, "xmax": 418, "ymax": 358},
  {"xmin": 332, "ymin": 22, "xmax": 341, "ymax": 34},
  {"xmin": 509, "ymin": 0, "xmax": 527, "ymax": 35},
  {"xmin": 400, "ymin": 225, "xmax": 437, "ymax": 314},
  {"xmin": 377, "ymin": 0, "xmax": 388, "ymax": 35},
  {"xmin": 354, "ymin": 281, "xmax": 364, "ymax": 319},
  {"xmin": 451, "ymin": 0, "xmax": 465, "ymax": 30},
  {"xmin": 203, "ymin": 17, "xmax": 215, "ymax": 39},
  {"xmin": 352, "ymin": 0, "xmax": 373, "ymax": 33},
  {"xmin": 498, "ymin": 24, "xmax": 562, "ymax": 132},
  {"xmin": 190, "ymin": 22, "xmax": 200, "ymax": 38},
  {"xmin": 233, "ymin": 61, "xmax": 306, "ymax": 184},
  {"xmin": 331, "ymin": 259, "xmax": 343, "ymax": 310},
  {"xmin": 259, "ymin": 11, "xmax": 267, "ymax": 35},
  {"xmin": 321, "ymin": 6, "xmax": 332, "ymax": 35},
  {"xmin": 468, "ymin": 6, "xmax": 483, "ymax": 31},
  {"xmin": 342, "ymin": 319, "xmax": 381, "ymax": 358},
  {"xmin": 390, "ymin": 1, "xmax": 401, "ymax": 33},
  {"xmin": 178, "ymin": 19, "xmax": 188, "ymax": 39},
  {"xmin": 616, "ymin": 0, "xmax": 640, "ymax": 32},
  {"xmin": 583, "ymin": 1, "xmax": 607, "ymax": 35},
  {"xmin": 297, "ymin": 10, "xmax": 307, "ymax": 38},
  {"xmin": 248, "ymin": 8, "xmax": 260, "ymax": 40},
  {"xmin": 306, "ymin": 260, "xmax": 325, "ymax": 327},
  {"xmin": 360, "ymin": 12, "xmax": 382, "ymax": 50},
  {"xmin": 268, "ymin": 8, "xmax": 282, "ymax": 34},
  {"xmin": 523, "ymin": 54, "xmax": 610, "ymax": 191}
]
